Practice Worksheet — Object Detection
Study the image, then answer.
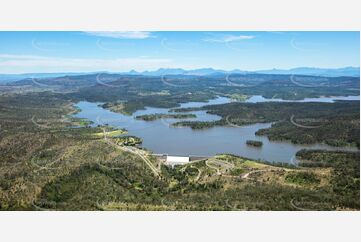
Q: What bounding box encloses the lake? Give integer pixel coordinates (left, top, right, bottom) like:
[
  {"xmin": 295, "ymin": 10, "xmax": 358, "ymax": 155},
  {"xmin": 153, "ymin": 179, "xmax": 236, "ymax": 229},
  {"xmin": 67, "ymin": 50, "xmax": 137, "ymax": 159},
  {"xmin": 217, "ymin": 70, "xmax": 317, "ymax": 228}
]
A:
[
  {"xmin": 245, "ymin": 95, "xmax": 361, "ymax": 103},
  {"xmin": 73, "ymin": 95, "xmax": 359, "ymax": 164}
]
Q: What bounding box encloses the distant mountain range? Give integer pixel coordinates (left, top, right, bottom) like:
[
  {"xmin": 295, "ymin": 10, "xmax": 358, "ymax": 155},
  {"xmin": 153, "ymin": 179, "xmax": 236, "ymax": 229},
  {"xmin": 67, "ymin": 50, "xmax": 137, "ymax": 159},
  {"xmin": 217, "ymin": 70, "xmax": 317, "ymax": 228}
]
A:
[
  {"xmin": 255, "ymin": 67, "xmax": 360, "ymax": 77},
  {"xmin": 0, "ymin": 72, "xmax": 92, "ymax": 83},
  {"xmin": 0, "ymin": 67, "xmax": 359, "ymax": 83},
  {"xmin": 138, "ymin": 68, "xmax": 246, "ymax": 76},
  {"xmin": 126, "ymin": 67, "xmax": 360, "ymax": 77}
]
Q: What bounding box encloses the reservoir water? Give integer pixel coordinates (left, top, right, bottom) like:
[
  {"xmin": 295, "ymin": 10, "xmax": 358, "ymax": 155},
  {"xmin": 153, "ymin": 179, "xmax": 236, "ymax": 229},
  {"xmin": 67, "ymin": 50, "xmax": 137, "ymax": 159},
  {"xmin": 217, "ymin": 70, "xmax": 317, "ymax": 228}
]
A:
[
  {"xmin": 74, "ymin": 96, "xmax": 359, "ymax": 164},
  {"xmin": 245, "ymin": 95, "xmax": 360, "ymax": 103}
]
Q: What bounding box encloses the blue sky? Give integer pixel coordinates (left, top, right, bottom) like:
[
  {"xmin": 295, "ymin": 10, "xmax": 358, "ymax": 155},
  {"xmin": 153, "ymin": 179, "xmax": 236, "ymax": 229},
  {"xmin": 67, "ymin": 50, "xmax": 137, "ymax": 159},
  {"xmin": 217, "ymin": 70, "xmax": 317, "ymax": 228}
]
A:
[{"xmin": 0, "ymin": 31, "xmax": 359, "ymax": 74}]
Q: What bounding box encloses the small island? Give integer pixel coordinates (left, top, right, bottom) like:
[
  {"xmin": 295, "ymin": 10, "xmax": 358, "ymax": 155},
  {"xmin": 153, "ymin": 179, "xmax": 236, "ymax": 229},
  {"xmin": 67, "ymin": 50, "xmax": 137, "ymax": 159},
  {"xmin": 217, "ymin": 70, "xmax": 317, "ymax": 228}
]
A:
[
  {"xmin": 135, "ymin": 113, "xmax": 196, "ymax": 121},
  {"xmin": 172, "ymin": 120, "xmax": 220, "ymax": 129},
  {"xmin": 101, "ymin": 102, "xmax": 131, "ymax": 115},
  {"xmin": 246, "ymin": 140, "xmax": 263, "ymax": 147}
]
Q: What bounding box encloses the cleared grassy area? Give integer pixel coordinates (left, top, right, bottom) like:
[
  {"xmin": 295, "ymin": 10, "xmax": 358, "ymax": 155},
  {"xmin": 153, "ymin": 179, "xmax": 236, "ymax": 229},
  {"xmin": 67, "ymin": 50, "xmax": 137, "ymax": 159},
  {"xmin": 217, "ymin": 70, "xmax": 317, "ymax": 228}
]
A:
[{"xmin": 92, "ymin": 128, "xmax": 127, "ymax": 138}]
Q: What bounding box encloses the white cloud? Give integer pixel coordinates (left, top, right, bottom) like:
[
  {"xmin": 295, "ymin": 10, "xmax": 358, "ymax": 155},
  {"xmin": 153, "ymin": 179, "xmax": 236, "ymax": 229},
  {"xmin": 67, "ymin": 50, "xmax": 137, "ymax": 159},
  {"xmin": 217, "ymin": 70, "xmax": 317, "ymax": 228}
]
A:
[
  {"xmin": 203, "ymin": 35, "xmax": 255, "ymax": 43},
  {"xmin": 0, "ymin": 54, "xmax": 172, "ymax": 73},
  {"xmin": 84, "ymin": 31, "xmax": 152, "ymax": 39}
]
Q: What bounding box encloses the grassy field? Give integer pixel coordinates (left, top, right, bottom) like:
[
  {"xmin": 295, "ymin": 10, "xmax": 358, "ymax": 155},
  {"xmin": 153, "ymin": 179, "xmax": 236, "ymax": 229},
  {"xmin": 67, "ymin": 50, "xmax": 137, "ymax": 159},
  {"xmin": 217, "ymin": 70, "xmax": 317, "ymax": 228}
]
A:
[{"xmin": 92, "ymin": 128, "xmax": 128, "ymax": 138}]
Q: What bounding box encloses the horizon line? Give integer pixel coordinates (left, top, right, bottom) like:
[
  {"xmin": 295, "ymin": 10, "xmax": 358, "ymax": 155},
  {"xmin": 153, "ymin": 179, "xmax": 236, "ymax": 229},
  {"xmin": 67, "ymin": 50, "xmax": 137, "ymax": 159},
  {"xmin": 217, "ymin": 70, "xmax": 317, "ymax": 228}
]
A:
[{"xmin": 0, "ymin": 66, "xmax": 359, "ymax": 75}]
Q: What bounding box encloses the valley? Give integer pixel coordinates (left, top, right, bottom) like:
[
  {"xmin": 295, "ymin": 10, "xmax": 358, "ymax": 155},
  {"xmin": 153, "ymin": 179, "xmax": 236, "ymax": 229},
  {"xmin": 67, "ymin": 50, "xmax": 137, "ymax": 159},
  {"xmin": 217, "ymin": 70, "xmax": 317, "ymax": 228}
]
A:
[{"xmin": 0, "ymin": 72, "xmax": 359, "ymax": 210}]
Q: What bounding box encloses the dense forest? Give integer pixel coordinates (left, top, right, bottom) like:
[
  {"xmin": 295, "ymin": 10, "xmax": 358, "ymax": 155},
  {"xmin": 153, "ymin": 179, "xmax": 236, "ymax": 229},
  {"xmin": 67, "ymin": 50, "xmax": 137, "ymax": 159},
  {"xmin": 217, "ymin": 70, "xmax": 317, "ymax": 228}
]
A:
[
  {"xmin": 173, "ymin": 101, "xmax": 360, "ymax": 147},
  {"xmin": 296, "ymin": 150, "xmax": 360, "ymax": 209},
  {"xmin": 6, "ymin": 73, "xmax": 359, "ymax": 114}
]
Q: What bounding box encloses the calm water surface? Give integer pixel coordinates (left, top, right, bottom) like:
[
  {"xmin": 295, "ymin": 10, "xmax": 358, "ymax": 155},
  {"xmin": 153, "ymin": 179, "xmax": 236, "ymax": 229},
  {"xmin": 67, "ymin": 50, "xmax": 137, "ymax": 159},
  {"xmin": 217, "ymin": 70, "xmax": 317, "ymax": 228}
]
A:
[
  {"xmin": 246, "ymin": 95, "xmax": 360, "ymax": 103},
  {"xmin": 74, "ymin": 96, "xmax": 359, "ymax": 164}
]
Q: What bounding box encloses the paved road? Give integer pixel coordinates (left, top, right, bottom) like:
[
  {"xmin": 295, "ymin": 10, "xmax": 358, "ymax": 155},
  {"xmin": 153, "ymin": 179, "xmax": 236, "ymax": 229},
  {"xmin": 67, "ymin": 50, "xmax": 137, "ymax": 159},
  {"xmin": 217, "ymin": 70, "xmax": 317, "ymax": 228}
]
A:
[
  {"xmin": 102, "ymin": 127, "xmax": 161, "ymax": 178},
  {"xmin": 181, "ymin": 165, "xmax": 202, "ymax": 181},
  {"xmin": 191, "ymin": 165, "xmax": 202, "ymax": 181},
  {"xmin": 205, "ymin": 159, "xmax": 221, "ymax": 175},
  {"xmin": 205, "ymin": 159, "xmax": 234, "ymax": 175},
  {"xmin": 241, "ymin": 168, "xmax": 283, "ymax": 179}
]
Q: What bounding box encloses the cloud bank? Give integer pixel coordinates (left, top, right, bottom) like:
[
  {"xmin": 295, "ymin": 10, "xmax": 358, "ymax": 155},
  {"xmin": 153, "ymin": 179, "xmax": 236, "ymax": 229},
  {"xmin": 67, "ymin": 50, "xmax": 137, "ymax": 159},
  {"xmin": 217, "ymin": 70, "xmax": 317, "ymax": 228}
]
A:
[{"xmin": 0, "ymin": 54, "xmax": 172, "ymax": 73}]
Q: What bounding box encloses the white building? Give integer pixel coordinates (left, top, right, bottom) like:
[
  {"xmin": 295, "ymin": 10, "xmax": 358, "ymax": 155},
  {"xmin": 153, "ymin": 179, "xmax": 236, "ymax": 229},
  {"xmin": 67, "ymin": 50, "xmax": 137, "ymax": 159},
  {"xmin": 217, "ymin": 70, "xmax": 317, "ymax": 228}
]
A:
[{"xmin": 165, "ymin": 155, "xmax": 190, "ymax": 166}]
